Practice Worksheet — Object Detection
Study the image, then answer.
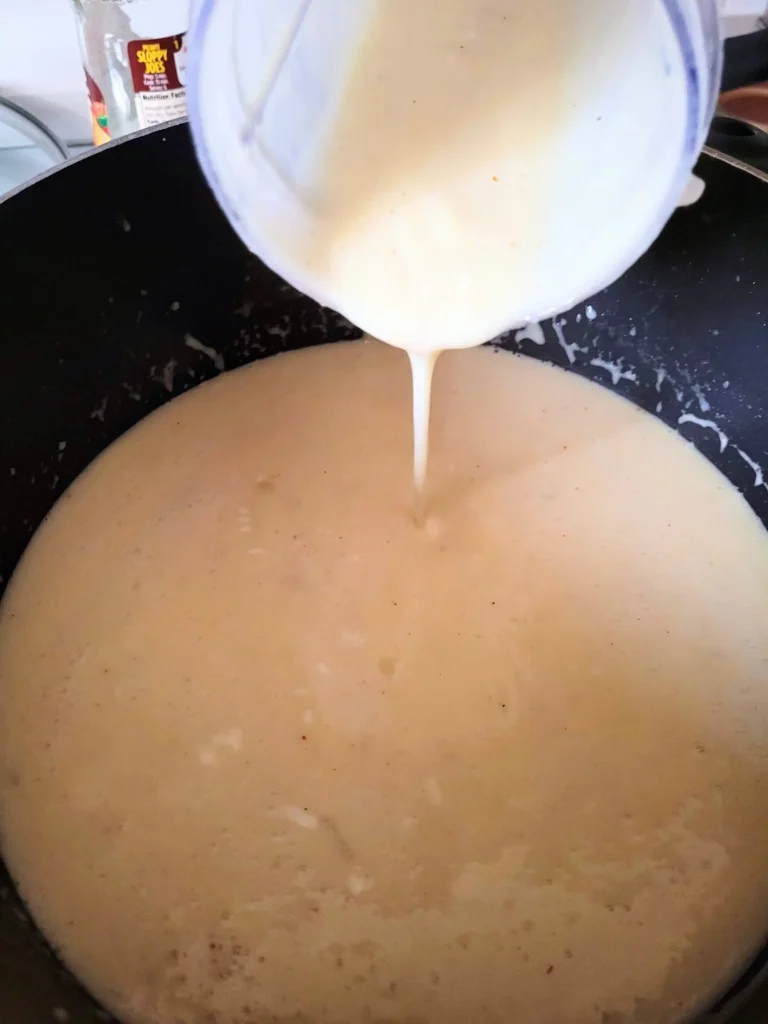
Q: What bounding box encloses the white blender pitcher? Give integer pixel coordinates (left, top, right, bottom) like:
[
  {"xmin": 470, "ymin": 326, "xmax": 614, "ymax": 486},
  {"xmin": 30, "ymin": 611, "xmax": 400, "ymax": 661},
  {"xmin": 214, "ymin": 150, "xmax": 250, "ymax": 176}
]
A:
[{"xmin": 186, "ymin": 0, "xmax": 723, "ymax": 347}]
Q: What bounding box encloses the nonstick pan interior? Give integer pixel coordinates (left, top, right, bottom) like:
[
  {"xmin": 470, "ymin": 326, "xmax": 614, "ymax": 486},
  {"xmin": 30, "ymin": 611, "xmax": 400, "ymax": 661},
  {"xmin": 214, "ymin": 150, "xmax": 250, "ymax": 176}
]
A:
[{"xmin": 1, "ymin": 123, "xmax": 768, "ymax": 1023}]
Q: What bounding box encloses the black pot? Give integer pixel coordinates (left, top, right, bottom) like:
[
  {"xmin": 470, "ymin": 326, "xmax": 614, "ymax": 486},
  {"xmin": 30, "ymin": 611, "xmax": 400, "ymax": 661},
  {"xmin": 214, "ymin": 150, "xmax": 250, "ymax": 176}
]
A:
[{"xmin": 2, "ymin": 122, "xmax": 768, "ymax": 1023}]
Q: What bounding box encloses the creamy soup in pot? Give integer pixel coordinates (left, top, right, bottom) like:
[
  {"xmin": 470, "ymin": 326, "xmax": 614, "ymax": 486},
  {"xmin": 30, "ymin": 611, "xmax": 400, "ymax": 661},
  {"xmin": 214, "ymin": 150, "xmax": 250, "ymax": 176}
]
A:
[{"xmin": 1, "ymin": 341, "xmax": 768, "ymax": 1024}]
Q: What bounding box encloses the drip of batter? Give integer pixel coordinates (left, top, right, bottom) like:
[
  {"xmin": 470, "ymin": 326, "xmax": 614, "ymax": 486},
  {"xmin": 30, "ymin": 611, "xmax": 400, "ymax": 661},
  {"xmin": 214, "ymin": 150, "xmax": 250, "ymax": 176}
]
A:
[{"xmin": 2, "ymin": 341, "xmax": 768, "ymax": 1024}]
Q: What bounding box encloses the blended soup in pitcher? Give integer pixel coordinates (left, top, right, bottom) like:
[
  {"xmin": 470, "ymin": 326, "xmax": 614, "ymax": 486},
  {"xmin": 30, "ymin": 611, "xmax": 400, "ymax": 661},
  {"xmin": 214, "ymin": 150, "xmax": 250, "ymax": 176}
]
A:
[{"xmin": 1, "ymin": 341, "xmax": 768, "ymax": 1024}]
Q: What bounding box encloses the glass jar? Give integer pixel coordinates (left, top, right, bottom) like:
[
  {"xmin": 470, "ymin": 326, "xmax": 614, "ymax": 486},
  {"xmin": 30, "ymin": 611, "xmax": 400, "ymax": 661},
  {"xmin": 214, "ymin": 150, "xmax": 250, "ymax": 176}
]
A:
[
  {"xmin": 71, "ymin": 0, "xmax": 189, "ymax": 145},
  {"xmin": 187, "ymin": 0, "xmax": 723, "ymax": 335}
]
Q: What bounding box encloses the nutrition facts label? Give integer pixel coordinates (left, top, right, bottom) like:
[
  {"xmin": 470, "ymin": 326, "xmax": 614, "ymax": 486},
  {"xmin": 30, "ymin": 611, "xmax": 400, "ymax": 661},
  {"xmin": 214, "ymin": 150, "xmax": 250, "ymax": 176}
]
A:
[{"xmin": 127, "ymin": 32, "xmax": 188, "ymax": 130}]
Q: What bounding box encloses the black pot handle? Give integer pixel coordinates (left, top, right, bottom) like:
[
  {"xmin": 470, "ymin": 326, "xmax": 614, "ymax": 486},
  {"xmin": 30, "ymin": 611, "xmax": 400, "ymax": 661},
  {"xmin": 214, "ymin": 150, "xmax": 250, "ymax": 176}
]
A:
[{"xmin": 723, "ymin": 28, "xmax": 768, "ymax": 93}]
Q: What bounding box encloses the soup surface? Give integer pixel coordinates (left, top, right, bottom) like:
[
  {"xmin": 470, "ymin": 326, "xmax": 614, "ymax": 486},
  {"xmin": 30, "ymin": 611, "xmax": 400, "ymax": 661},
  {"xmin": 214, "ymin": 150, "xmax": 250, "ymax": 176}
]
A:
[{"xmin": 1, "ymin": 341, "xmax": 768, "ymax": 1024}]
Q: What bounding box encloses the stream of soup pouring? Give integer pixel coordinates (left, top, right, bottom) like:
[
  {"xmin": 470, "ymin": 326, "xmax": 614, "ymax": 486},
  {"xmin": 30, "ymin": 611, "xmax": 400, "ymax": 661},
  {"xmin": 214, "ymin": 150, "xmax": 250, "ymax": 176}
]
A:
[
  {"xmin": 2, "ymin": 342, "xmax": 768, "ymax": 1024},
  {"xmin": 408, "ymin": 351, "xmax": 438, "ymax": 507}
]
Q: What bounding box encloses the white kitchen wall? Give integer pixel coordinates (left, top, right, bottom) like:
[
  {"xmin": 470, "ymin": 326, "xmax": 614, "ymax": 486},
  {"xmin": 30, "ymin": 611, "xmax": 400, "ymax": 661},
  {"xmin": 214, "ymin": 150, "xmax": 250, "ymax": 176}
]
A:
[{"xmin": 0, "ymin": 0, "xmax": 90, "ymax": 145}]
